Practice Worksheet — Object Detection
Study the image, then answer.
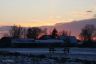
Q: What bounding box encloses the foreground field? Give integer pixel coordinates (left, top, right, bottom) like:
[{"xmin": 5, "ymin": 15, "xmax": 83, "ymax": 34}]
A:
[{"xmin": 0, "ymin": 48, "xmax": 96, "ymax": 64}]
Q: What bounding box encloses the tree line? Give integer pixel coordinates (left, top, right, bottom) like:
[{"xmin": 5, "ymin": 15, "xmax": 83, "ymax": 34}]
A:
[
  {"xmin": 8, "ymin": 24, "xmax": 96, "ymax": 40},
  {"xmin": 9, "ymin": 25, "xmax": 43, "ymax": 39},
  {"xmin": 7, "ymin": 25, "xmax": 71, "ymax": 39},
  {"xmin": 79, "ymin": 24, "xmax": 96, "ymax": 47},
  {"xmin": 0, "ymin": 24, "xmax": 96, "ymax": 48}
]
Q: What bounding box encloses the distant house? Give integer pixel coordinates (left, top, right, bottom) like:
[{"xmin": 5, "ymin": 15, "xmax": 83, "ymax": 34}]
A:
[
  {"xmin": 39, "ymin": 35, "xmax": 77, "ymax": 43},
  {"xmin": 35, "ymin": 39, "xmax": 64, "ymax": 43},
  {"xmin": 11, "ymin": 38, "xmax": 35, "ymax": 43},
  {"xmin": 68, "ymin": 36, "xmax": 78, "ymax": 44},
  {"xmin": 39, "ymin": 35, "xmax": 53, "ymax": 40},
  {"xmin": 10, "ymin": 35, "xmax": 78, "ymax": 48},
  {"xmin": 35, "ymin": 39, "xmax": 64, "ymax": 47},
  {"xmin": 11, "ymin": 38, "xmax": 35, "ymax": 47},
  {"xmin": 59, "ymin": 36, "xmax": 78, "ymax": 46},
  {"xmin": 11, "ymin": 38, "xmax": 65, "ymax": 48}
]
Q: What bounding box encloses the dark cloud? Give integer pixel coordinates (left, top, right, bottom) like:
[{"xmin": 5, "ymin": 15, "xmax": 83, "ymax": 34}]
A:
[{"xmin": 86, "ymin": 10, "xmax": 93, "ymax": 13}]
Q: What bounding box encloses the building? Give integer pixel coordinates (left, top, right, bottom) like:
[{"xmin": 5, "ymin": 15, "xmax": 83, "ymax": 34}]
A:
[
  {"xmin": 11, "ymin": 36, "xmax": 78, "ymax": 48},
  {"xmin": 11, "ymin": 38, "xmax": 64, "ymax": 48}
]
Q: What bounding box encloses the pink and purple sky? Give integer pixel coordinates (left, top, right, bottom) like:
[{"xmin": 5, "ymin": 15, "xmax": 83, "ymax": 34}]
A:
[{"xmin": 0, "ymin": 0, "xmax": 96, "ymax": 27}]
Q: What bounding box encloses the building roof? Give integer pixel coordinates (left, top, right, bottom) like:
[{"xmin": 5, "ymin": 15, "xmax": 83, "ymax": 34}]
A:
[
  {"xmin": 35, "ymin": 39, "xmax": 64, "ymax": 43},
  {"xmin": 11, "ymin": 38, "xmax": 35, "ymax": 43}
]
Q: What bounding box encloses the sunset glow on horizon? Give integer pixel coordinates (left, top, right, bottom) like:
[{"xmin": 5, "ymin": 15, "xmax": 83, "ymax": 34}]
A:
[{"xmin": 0, "ymin": 0, "xmax": 96, "ymax": 27}]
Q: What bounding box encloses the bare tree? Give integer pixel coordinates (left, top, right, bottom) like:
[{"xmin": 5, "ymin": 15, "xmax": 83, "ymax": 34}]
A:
[
  {"xmin": 80, "ymin": 24, "xmax": 96, "ymax": 41},
  {"xmin": 27, "ymin": 27, "xmax": 42, "ymax": 39},
  {"xmin": 9, "ymin": 25, "xmax": 23, "ymax": 38},
  {"xmin": 61, "ymin": 30, "xmax": 68, "ymax": 36},
  {"xmin": 51, "ymin": 28, "xmax": 58, "ymax": 38}
]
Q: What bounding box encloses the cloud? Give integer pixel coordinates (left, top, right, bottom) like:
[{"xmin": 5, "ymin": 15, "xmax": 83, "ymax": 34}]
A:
[{"xmin": 86, "ymin": 10, "xmax": 93, "ymax": 13}]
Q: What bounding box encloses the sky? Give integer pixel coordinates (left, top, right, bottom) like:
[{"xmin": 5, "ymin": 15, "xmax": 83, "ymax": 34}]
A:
[{"xmin": 0, "ymin": 0, "xmax": 96, "ymax": 27}]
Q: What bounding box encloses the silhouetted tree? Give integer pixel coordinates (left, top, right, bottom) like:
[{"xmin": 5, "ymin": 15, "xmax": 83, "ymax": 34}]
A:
[
  {"xmin": 61, "ymin": 30, "xmax": 68, "ymax": 36},
  {"xmin": 80, "ymin": 24, "xmax": 96, "ymax": 41},
  {"xmin": 0, "ymin": 37, "xmax": 11, "ymax": 47},
  {"xmin": 27, "ymin": 27, "xmax": 42, "ymax": 39},
  {"xmin": 21, "ymin": 28, "xmax": 27, "ymax": 38},
  {"xmin": 51, "ymin": 28, "xmax": 58, "ymax": 38},
  {"xmin": 9, "ymin": 25, "xmax": 23, "ymax": 38}
]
